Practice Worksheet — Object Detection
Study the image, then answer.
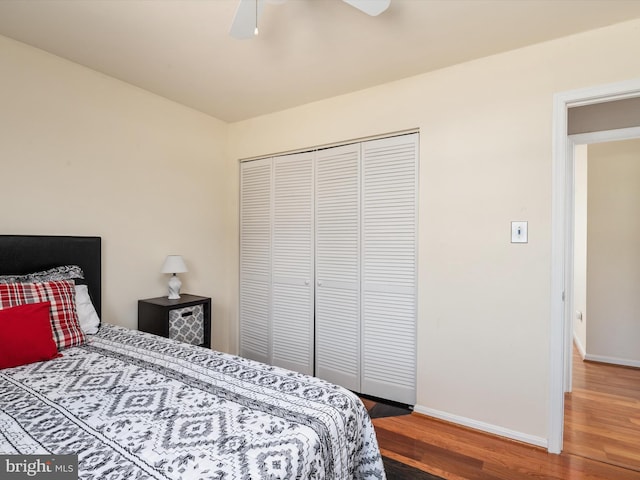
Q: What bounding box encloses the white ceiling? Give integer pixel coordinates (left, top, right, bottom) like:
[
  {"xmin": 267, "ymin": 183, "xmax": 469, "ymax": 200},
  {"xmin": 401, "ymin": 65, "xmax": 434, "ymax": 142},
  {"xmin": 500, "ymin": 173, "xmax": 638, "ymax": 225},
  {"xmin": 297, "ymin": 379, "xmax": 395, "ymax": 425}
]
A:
[{"xmin": 1, "ymin": 0, "xmax": 640, "ymax": 122}]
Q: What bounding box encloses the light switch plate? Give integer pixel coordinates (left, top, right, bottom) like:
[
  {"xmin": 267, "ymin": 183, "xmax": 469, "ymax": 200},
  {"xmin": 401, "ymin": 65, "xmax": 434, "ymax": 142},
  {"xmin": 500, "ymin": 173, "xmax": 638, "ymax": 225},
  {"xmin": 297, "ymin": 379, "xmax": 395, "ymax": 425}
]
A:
[{"xmin": 511, "ymin": 221, "xmax": 528, "ymax": 243}]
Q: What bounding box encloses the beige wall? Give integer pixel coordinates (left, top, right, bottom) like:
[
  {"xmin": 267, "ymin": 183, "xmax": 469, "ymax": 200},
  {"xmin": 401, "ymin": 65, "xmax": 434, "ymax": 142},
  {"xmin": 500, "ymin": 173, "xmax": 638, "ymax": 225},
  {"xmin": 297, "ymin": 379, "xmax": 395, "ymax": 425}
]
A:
[
  {"xmin": 227, "ymin": 19, "xmax": 640, "ymax": 443},
  {"xmin": 587, "ymin": 139, "xmax": 640, "ymax": 364},
  {"xmin": 0, "ymin": 35, "xmax": 235, "ymax": 352}
]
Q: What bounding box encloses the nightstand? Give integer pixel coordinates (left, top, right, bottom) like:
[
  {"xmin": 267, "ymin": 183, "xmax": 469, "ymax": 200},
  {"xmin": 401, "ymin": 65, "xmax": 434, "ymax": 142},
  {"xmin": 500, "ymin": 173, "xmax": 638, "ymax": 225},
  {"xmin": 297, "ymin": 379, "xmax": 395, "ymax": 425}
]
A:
[{"xmin": 138, "ymin": 294, "xmax": 211, "ymax": 348}]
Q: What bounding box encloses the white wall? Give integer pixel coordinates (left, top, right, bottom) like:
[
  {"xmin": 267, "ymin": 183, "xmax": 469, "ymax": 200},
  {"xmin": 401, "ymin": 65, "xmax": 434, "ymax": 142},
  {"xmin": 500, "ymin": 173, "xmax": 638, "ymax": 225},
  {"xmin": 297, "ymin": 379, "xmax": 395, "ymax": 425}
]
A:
[
  {"xmin": 586, "ymin": 139, "xmax": 640, "ymax": 365},
  {"xmin": 227, "ymin": 19, "xmax": 640, "ymax": 444},
  {"xmin": 573, "ymin": 145, "xmax": 588, "ymax": 356},
  {"xmin": 0, "ymin": 35, "xmax": 235, "ymax": 352}
]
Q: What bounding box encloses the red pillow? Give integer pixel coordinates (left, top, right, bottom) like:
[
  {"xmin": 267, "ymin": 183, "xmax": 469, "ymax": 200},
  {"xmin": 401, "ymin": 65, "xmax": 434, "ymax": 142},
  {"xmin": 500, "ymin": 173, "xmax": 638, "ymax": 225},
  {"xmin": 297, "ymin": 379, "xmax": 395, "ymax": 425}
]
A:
[
  {"xmin": 0, "ymin": 280, "xmax": 85, "ymax": 350},
  {"xmin": 0, "ymin": 302, "xmax": 61, "ymax": 369}
]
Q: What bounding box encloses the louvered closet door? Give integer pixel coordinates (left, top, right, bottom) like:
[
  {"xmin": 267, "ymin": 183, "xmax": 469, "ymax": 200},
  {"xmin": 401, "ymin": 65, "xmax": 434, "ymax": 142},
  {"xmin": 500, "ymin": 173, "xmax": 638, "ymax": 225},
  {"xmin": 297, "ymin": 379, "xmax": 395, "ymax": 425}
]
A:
[
  {"xmin": 361, "ymin": 133, "xmax": 418, "ymax": 405},
  {"xmin": 271, "ymin": 153, "xmax": 315, "ymax": 375},
  {"xmin": 315, "ymin": 144, "xmax": 361, "ymax": 391},
  {"xmin": 239, "ymin": 158, "xmax": 272, "ymax": 364}
]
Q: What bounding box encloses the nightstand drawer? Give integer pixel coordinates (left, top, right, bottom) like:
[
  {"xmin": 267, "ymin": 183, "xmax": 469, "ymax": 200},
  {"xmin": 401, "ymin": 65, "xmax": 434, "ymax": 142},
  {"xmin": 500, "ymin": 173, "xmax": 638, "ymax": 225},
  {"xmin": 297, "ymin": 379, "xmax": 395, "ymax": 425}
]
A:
[{"xmin": 169, "ymin": 304, "xmax": 204, "ymax": 345}]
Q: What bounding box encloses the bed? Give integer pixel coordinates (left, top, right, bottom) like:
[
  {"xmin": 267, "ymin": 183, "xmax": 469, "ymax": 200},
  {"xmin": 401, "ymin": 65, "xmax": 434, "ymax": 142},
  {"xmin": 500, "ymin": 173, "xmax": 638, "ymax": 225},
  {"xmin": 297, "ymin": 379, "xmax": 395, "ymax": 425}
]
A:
[{"xmin": 0, "ymin": 235, "xmax": 385, "ymax": 479}]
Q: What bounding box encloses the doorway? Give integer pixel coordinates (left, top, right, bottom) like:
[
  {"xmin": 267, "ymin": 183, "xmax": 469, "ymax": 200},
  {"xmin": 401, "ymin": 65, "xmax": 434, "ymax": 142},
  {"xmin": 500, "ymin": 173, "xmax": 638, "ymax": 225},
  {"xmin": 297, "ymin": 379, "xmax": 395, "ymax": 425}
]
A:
[
  {"xmin": 550, "ymin": 78, "xmax": 640, "ymax": 454},
  {"xmin": 562, "ymin": 135, "xmax": 640, "ymax": 470},
  {"xmin": 569, "ymin": 136, "xmax": 640, "ymax": 368}
]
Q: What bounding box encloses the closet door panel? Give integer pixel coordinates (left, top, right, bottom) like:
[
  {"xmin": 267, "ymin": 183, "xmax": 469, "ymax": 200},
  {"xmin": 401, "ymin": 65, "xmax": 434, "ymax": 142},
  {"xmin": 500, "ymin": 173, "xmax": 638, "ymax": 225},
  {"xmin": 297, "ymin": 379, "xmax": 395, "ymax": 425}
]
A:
[
  {"xmin": 361, "ymin": 133, "xmax": 418, "ymax": 404},
  {"xmin": 314, "ymin": 144, "xmax": 360, "ymax": 391},
  {"xmin": 271, "ymin": 152, "xmax": 315, "ymax": 374},
  {"xmin": 239, "ymin": 158, "xmax": 272, "ymax": 364}
]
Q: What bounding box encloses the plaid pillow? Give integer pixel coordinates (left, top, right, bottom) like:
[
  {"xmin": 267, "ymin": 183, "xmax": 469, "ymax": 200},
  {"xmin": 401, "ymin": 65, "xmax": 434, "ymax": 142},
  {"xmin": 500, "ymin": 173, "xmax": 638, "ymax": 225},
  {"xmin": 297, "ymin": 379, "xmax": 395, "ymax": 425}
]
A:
[{"xmin": 0, "ymin": 280, "xmax": 85, "ymax": 350}]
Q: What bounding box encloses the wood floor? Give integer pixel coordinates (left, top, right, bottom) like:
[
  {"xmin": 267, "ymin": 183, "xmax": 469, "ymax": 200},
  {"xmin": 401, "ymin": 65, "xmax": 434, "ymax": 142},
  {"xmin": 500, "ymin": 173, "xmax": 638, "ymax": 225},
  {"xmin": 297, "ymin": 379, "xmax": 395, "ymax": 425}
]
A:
[
  {"xmin": 370, "ymin": 350, "xmax": 640, "ymax": 479},
  {"xmin": 564, "ymin": 347, "xmax": 640, "ymax": 472}
]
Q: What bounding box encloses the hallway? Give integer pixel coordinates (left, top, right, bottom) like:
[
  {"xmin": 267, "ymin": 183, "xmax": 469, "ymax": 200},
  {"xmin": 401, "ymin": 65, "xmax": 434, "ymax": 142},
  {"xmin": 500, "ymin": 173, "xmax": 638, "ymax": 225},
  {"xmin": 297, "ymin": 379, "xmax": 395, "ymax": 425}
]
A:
[{"xmin": 564, "ymin": 347, "xmax": 640, "ymax": 471}]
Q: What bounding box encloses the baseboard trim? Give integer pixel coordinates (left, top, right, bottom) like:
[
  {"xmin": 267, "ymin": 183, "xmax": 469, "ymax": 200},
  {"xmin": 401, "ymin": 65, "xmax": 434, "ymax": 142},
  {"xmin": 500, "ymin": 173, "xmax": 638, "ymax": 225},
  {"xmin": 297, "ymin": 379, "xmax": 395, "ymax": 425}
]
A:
[
  {"xmin": 412, "ymin": 405, "xmax": 548, "ymax": 449},
  {"xmin": 584, "ymin": 353, "xmax": 640, "ymax": 369}
]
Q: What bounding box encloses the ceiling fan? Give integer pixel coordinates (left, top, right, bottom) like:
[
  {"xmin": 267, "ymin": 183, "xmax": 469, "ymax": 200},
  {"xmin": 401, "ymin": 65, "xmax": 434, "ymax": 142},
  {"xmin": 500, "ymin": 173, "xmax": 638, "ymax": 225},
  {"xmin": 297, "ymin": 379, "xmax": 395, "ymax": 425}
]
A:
[{"xmin": 229, "ymin": 0, "xmax": 391, "ymax": 39}]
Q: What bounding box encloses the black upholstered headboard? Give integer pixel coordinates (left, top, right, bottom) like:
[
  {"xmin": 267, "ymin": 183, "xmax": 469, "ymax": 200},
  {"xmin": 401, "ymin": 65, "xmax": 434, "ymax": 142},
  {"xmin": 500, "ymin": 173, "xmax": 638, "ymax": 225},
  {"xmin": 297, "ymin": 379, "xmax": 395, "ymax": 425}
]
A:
[{"xmin": 0, "ymin": 235, "xmax": 102, "ymax": 317}]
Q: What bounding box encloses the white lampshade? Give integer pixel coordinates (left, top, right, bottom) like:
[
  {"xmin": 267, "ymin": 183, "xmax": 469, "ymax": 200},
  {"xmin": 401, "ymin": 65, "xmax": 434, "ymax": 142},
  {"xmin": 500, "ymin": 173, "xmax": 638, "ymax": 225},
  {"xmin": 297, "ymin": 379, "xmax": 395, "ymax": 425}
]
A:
[{"xmin": 161, "ymin": 255, "xmax": 188, "ymax": 274}]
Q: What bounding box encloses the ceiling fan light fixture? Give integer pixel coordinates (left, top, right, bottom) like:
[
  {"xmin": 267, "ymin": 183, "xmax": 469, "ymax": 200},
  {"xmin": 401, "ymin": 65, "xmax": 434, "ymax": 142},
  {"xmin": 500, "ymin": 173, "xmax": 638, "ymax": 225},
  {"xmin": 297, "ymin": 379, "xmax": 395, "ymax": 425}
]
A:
[{"xmin": 230, "ymin": 0, "xmax": 390, "ymax": 39}]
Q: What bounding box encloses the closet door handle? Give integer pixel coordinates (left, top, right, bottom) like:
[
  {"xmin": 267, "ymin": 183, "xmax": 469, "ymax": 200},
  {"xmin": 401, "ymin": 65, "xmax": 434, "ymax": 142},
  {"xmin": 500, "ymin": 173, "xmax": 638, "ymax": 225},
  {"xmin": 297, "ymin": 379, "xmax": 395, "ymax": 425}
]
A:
[
  {"xmin": 305, "ymin": 280, "xmax": 310, "ymax": 285},
  {"xmin": 317, "ymin": 280, "xmax": 323, "ymax": 287}
]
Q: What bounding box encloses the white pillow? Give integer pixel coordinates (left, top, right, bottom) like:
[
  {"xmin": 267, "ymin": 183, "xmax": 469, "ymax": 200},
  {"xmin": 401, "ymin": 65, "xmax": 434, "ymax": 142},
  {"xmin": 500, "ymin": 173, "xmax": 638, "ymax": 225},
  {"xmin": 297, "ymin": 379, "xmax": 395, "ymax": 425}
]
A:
[{"xmin": 75, "ymin": 284, "xmax": 100, "ymax": 334}]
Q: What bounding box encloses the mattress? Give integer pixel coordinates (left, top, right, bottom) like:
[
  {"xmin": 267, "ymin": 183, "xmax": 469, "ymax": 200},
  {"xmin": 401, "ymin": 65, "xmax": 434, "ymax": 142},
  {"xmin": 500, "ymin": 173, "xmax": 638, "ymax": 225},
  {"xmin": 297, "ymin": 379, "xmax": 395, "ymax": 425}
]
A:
[{"xmin": 0, "ymin": 324, "xmax": 385, "ymax": 479}]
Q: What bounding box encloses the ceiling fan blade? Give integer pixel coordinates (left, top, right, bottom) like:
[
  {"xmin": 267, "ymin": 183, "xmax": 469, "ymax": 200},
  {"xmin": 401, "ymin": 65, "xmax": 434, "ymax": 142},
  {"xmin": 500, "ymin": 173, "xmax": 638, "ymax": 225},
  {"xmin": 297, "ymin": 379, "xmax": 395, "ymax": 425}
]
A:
[
  {"xmin": 342, "ymin": 0, "xmax": 390, "ymax": 16},
  {"xmin": 229, "ymin": 0, "xmax": 266, "ymax": 39}
]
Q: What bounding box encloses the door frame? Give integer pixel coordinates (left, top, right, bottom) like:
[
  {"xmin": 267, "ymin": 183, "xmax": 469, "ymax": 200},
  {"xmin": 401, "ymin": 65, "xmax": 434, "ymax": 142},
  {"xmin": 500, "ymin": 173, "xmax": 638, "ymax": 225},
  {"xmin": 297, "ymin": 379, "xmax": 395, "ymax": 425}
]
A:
[{"xmin": 549, "ymin": 77, "xmax": 640, "ymax": 454}]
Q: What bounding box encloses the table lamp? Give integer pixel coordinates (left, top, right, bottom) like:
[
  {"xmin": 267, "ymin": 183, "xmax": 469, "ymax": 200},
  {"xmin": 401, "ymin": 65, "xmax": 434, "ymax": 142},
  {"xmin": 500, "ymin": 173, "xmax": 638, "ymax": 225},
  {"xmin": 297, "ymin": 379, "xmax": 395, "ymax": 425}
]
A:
[{"xmin": 161, "ymin": 255, "xmax": 188, "ymax": 299}]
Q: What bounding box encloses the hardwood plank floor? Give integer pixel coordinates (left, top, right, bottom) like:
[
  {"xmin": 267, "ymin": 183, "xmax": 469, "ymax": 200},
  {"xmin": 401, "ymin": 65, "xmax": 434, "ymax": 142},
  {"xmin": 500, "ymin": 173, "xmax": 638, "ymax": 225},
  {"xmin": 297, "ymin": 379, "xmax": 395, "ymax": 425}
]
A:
[
  {"xmin": 371, "ymin": 350, "xmax": 640, "ymax": 479},
  {"xmin": 374, "ymin": 413, "xmax": 640, "ymax": 479},
  {"xmin": 564, "ymin": 346, "xmax": 640, "ymax": 472}
]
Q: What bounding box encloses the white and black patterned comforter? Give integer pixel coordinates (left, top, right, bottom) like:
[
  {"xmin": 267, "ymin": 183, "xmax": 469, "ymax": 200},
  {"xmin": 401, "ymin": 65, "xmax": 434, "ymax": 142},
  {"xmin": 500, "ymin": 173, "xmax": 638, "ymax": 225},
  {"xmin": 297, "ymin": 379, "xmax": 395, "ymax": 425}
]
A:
[{"xmin": 0, "ymin": 324, "xmax": 385, "ymax": 479}]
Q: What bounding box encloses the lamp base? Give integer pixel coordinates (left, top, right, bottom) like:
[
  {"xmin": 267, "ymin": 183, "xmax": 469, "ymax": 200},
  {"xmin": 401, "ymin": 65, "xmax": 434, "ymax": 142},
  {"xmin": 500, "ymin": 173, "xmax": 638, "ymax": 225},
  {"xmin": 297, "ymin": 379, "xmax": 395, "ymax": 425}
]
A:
[{"xmin": 167, "ymin": 274, "xmax": 182, "ymax": 300}]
